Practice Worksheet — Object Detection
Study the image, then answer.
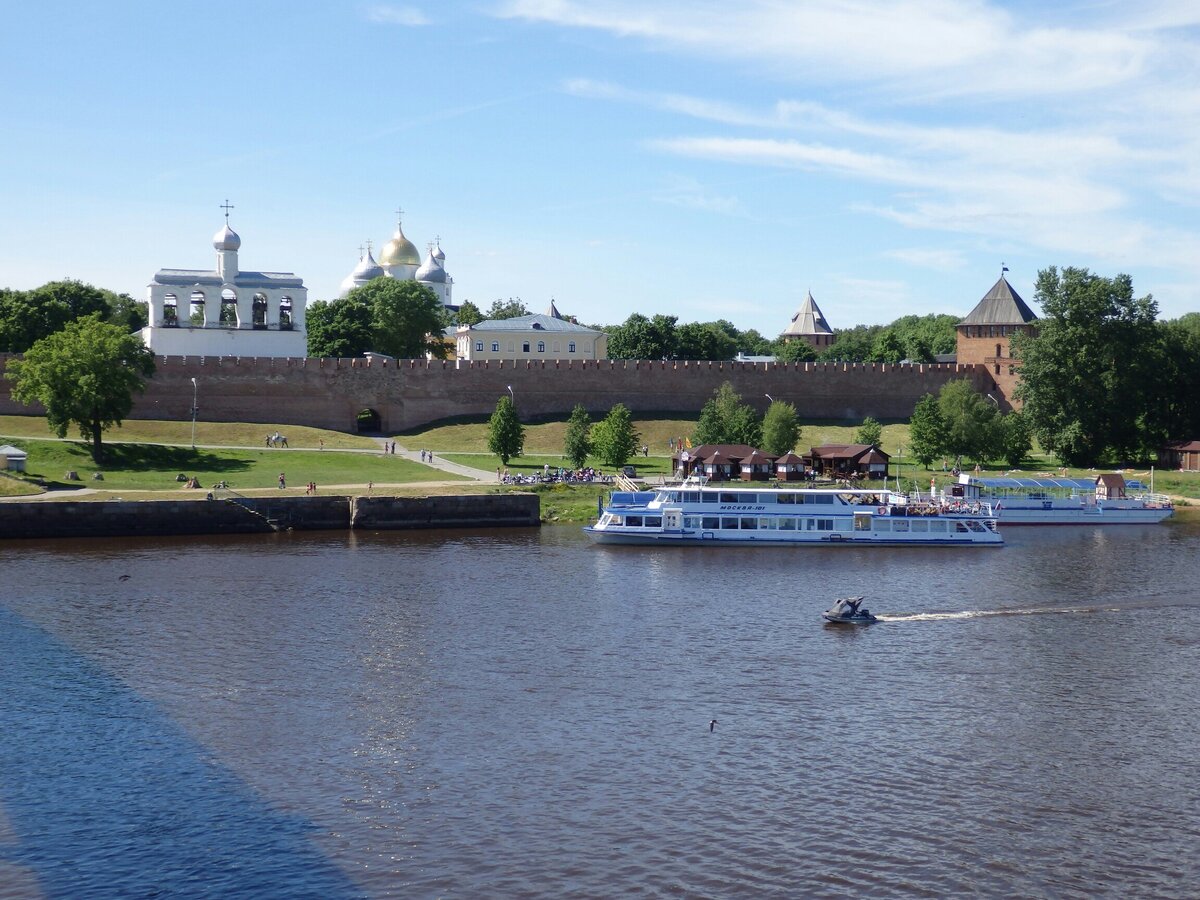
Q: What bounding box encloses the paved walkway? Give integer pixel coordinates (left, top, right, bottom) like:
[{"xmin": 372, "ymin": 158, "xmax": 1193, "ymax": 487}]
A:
[{"xmin": 370, "ymin": 437, "xmax": 495, "ymax": 482}]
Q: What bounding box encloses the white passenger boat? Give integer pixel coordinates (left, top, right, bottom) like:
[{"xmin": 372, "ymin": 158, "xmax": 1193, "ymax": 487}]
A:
[
  {"xmin": 583, "ymin": 477, "xmax": 1002, "ymax": 546},
  {"xmin": 946, "ymin": 473, "xmax": 1173, "ymax": 525}
]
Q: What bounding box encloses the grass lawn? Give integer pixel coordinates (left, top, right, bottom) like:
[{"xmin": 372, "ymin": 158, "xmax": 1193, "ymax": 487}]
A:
[
  {"xmin": 2, "ymin": 439, "xmax": 463, "ymax": 493},
  {"xmin": 0, "ymin": 414, "xmax": 378, "ymax": 450}
]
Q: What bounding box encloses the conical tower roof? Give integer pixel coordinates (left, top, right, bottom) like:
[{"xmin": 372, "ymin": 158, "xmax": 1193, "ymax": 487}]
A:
[
  {"xmin": 546, "ymin": 299, "xmax": 562, "ymax": 319},
  {"xmin": 781, "ymin": 290, "xmax": 833, "ymax": 338},
  {"xmin": 959, "ymin": 275, "xmax": 1038, "ymax": 326}
]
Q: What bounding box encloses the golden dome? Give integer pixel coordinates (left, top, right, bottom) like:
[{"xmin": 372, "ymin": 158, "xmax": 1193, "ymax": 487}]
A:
[{"xmin": 380, "ymin": 227, "xmax": 420, "ymax": 267}]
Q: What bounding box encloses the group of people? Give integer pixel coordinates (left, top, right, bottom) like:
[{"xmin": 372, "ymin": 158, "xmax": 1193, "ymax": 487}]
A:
[
  {"xmin": 382, "ymin": 441, "xmax": 397, "ymax": 454},
  {"xmin": 419, "ymin": 448, "xmax": 433, "ymax": 462},
  {"xmin": 497, "ymin": 466, "xmax": 611, "ymax": 485}
]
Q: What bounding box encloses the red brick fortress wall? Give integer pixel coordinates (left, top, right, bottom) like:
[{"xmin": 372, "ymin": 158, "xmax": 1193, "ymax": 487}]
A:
[{"xmin": 0, "ymin": 354, "xmax": 996, "ymax": 433}]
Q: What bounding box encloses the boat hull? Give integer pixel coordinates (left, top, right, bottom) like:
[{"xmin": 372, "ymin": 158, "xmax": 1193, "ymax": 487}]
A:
[
  {"xmin": 995, "ymin": 505, "xmax": 1173, "ymax": 525},
  {"xmin": 822, "ymin": 614, "xmax": 878, "ymax": 624},
  {"xmin": 582, "ymin": 527, "xmax": 1001, "ymax": 547}
]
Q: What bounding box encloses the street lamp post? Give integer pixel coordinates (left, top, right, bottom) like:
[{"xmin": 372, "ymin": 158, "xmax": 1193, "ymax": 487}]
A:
[
  {"xmin": 190, "ymin": 377, "xmax": 198, "ymax": 451},
  {"xmin": 764, "ymin": 393, "xmax": 774, "ymax": 404},
  {"xmin": 506, "ymin": 385, "xmax": 514, "ymax": 402}
]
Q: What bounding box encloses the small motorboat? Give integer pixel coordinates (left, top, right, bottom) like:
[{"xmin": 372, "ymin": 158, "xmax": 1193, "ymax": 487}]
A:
[{"xmin": 822, "ymin": 596, "xmax": 878, "ymax": 624}]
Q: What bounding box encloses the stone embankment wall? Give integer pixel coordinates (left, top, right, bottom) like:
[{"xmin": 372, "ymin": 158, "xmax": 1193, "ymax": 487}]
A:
[
  {"xmin": 0, "ymin": 354, "xmax": 996, "ymax": 434},
  {"xmin": 0, "ymin": 493, "xmax": 540, "ymax": 540}
]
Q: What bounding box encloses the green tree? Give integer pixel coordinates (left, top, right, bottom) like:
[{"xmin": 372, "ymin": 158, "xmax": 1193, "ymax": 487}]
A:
[
  {"xmin": 305, "ymin": 295, "xmax": 374, "ymax": 357},
  {"xmin": 105, "ymin": 290, "xmax": 148, "ymax": 332},
  {"xmin": 938, "ymin": 379, "xmax": 999, "ymax": 464},
  {"xmin": 908, "ymin": 393, "xmax": 945, "ymax": 469},
  {"xmin": 0, "ymin": 279, "xmax": 112, "ymax": 352},
  {"xmin": 563, "ymin": 403, "xmax": 592, "ymax": 468},
  {"xmin": 761, "ymin": 400, "xmax": 800, "ymax": 455},
  {"xmin": 854, "ymin": 416, "xmax": 883, "ymax": 448},
  {"xmin": 1014, "ymin": 266, "xmax": 1166, "ymax": 465},
  {"xmin": 5, "ymin": 314, "xmax": 155, "ymax": 463},
  {"xmin": 736, "ymin": 328, "xmax": 774, "ymax": 357},
  {"xmin": 1160, "ymin": 315, "xmax": 1200, "ymax": 440},
  {"xmin": 454, "ymin": 300, "xmax": 484, "ymax": 326},
  {"xmin": 360, "ymin": 279, "xmax": 450, "ymax": 359},
  {"xmin": 775, "ymin": 339, "xmax": 817, "ymax": 362},
  {"xmin": 693, "ymin": 382, "xmax": 762, "ymax": 447},
  {"xmin": 675, "ymin": 321, "xmax": 736, "ymax": 360},
  {"xmin": 485, "ymin": 298, "xmax": 530, "ymax": 320},
  {"xmin": 487, "ymin": 395, "xmax": 524, "ymax": 465},
  {"xmin": 590, "ymin": 403, "xmax": 639, "ymax": 467},
  {"xmin": 868, "ymin": 330, "xmax": 905, "ymax": 363},
  {"xmin": 998, "ymin": 411, "xmax": 1033, "ymax": 469},
  {"xmin": 607, "ymin": 313, "xmax": 678, "ymax": 360}
]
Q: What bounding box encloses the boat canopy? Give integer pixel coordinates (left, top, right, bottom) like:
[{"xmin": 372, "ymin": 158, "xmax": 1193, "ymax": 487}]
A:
[{"xmin": 973, "ymin": 476, "xmax": 1146, "ymax": 490}]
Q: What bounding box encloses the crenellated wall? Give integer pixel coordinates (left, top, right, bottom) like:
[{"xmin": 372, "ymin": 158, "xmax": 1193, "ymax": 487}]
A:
[{"xmin": 0, "ymin": 354, "xmax": 998, "ymax": 433}]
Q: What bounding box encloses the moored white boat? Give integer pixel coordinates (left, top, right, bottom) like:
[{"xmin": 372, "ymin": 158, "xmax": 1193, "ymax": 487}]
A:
[
  {"xmin": 583, "ymin": 477, "xmax": 1002, "ymax": 547},
  {"xmin": 945, "ymin": 474, "xmax": 1173, "ymax": 525}
]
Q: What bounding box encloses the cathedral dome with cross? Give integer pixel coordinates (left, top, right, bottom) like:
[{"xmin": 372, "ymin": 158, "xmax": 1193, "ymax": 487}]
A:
[{"xmin": 338, "ymin": 207, "xmax": 454, "ymax": 308}]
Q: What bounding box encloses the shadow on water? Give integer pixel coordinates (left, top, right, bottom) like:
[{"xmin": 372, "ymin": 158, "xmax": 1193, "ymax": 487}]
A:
[{"xmin": 0, "ymin": 607, "xmax": 361, "ymax": 899}]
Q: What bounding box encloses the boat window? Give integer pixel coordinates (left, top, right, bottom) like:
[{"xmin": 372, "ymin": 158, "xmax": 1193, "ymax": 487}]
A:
[
  {"xmin": 609, "ymin": 515, "xmax": 623, "ymax": 526},
  {"xmin": 626, "ymin": 515, "xmax": 643, "ymax": 527},
  {"xmin": 700, "ymin": 492, "xmax": 717, "ymax": 503},
  {"xmin": 966, "ymin": 521, "xmax": 984, "ymax": 532},
  {"xmin": 874, "ymin": 520, "xmax": 890, "ymax": 532},
  {"xmin": 719, "ymin": 492, "xmax": 739, "ymax": 504},
  {"xmin": 740, "ymin": 517, "xmax": 758, "ymax": 530},
  {"xmin": 910, "ymin": 520, "xmax": 929, "ymax": 532},
  {"xmin": 684, "ymin": 492, "xmax": 701, "ymax": 503},
  {"xmin": 645, "ymin": 516, "xmax": 663, "ymax": 528},
  {"xmin": 817, "ymin": 518, "xmax": 834, "ymax": 531},
  {"xmin": 805, "ymin": 519, "xmax": 816, "ymax": 530},
  {"xmin": 777, "ymin": 493, "xmax": 795, "ymax": 504},
  {"xmin": 812, "ymin": 494, "xmax": 834, "ymax": 504},
  {"xmin": 759, "ymin": 518, "xmax": 773, "ymax": 529},
  {"xmin": 684, "ymin": 517, "xmax": 699, "ymax": 528},
  {"xmin": 664, "ymin": 492, "xmax": 680, "ymax": 503},
  {"xmin": 854, "ymin": 515, "xmax": 871, "ymax": 531},
  {"xmin": 721, "ymin": 517, "xmax": 740, "ymax": 529},
  {"xmin": 702, "ymin": 516, "xmax": 720, "ymax": 529},
  {"xmin": 930, "ymin": 520, "xmax": 947, "ymax": 532},
  {"xmin": 893, "ymin": 520, "xmax": 909, "ymax": 532},
  {"xmin": 778, "ymin": 518, "xmax": 796, "ymax": 531},
  {"xmin": 738, "ymin": 493, "xmax": 758, "ymax": 504},
  {"xmin": 955, "ymin": 521, "xmax": 969, "ymax": 532}
]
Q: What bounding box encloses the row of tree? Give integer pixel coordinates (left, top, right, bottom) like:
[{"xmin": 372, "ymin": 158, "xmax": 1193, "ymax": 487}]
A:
[
  {"xmin": 595, "ymin": 311, "xmax": 959, "ymax": 363},
  {"xmin": 907, "ymin": 381, "xmax": 1032, "ymax": 469},
  {"xmin": 0, "ymin": 280, "xmax": 147, "ymax": 353},
  {"xmin": 1013, "ymin": 267, "xmax": 1200, "ymax": 466},
  {"xmin": 486, "ymin": 397, "xmax": 643, "ymax": 469}
]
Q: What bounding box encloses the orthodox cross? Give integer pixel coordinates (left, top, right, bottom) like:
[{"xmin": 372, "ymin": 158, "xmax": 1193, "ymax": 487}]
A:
[
  {"xmin": 358, "ymin": 244, "xmax": 365, "ymax": 259},
  {"xmin": 395, "ymin": 206, "xmax": 404, "ymax": 228},
  {"xmin": 221, "ymin": 200, "xmax": 234, "ymax": 222}
]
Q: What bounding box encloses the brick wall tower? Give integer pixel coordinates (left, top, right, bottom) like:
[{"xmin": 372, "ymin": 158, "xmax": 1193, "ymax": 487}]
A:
[
  {"xmin": 779, "ymin": 290, "xmax": 835, "ymax": 349},
  {"xmin": 956, "ymin": 273, "xmax": 1038, "ymax": 406}
]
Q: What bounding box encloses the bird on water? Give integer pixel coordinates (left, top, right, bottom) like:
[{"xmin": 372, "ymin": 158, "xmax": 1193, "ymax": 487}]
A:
[{"xmin": 709, "ymin": 719, "xmax": 717, "ymax": 732}]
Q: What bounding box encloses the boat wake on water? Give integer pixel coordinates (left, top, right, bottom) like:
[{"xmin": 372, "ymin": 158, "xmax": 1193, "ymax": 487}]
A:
[
  {"xmin": 877, "ymin": 606, "xmax": 1112, "ymax": 622},
  {"xmin": 873, "ymin": 597, "xmax": 1200, "ymax": 622}
]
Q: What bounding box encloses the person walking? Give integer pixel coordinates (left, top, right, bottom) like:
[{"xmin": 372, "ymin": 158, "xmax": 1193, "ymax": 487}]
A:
[{"xmin": 278, "ymin": 472, "xmax": 286, "ymax": 489}]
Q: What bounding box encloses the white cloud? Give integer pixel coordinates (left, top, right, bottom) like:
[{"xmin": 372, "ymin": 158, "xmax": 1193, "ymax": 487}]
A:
[
  {"xmin": 652, "ymin": 175, "xmax": 744, "ymax": 216},
  {"xmin": 365, "ymin": 4, "xmax": 429, "ymax": 26},
  {"xmin": 505, "ymin": 1, "xmax": 1151, "ymax": 98},
  {"xmin": 884, "ymin": 248, "xmax": 969, "ymax": 271}
]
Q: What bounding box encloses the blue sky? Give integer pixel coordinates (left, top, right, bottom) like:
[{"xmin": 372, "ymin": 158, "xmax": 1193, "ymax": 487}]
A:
[{"xmin": 2, "ymin": 1, "xmax": 1198, "ymax": 336}]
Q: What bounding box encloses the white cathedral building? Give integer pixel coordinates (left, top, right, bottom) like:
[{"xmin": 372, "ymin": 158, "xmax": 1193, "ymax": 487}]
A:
[
  {"xmin": 140, "ymin": 213, "xmax": 308, "ymax": 358},
  {"xmin": 338, "ymin": 214, "xmax": 454, "ymax": 308}
]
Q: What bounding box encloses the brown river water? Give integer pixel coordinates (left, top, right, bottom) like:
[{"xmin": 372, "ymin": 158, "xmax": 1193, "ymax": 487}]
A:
[{"xmin": 2, "ymin": 515, "xmax": 1200, "ymax": 897}]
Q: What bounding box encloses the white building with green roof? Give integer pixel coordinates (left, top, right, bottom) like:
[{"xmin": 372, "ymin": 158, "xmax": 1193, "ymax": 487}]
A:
[{"xmin": 455, "ymin": 301, "xmax": 607, "ymax": 361}]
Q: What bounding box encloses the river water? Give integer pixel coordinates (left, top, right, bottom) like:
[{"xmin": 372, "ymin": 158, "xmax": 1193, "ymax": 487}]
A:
[{"xmin": 2, "ymin": 516, "xmax": 1200, "ymax": 898}]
